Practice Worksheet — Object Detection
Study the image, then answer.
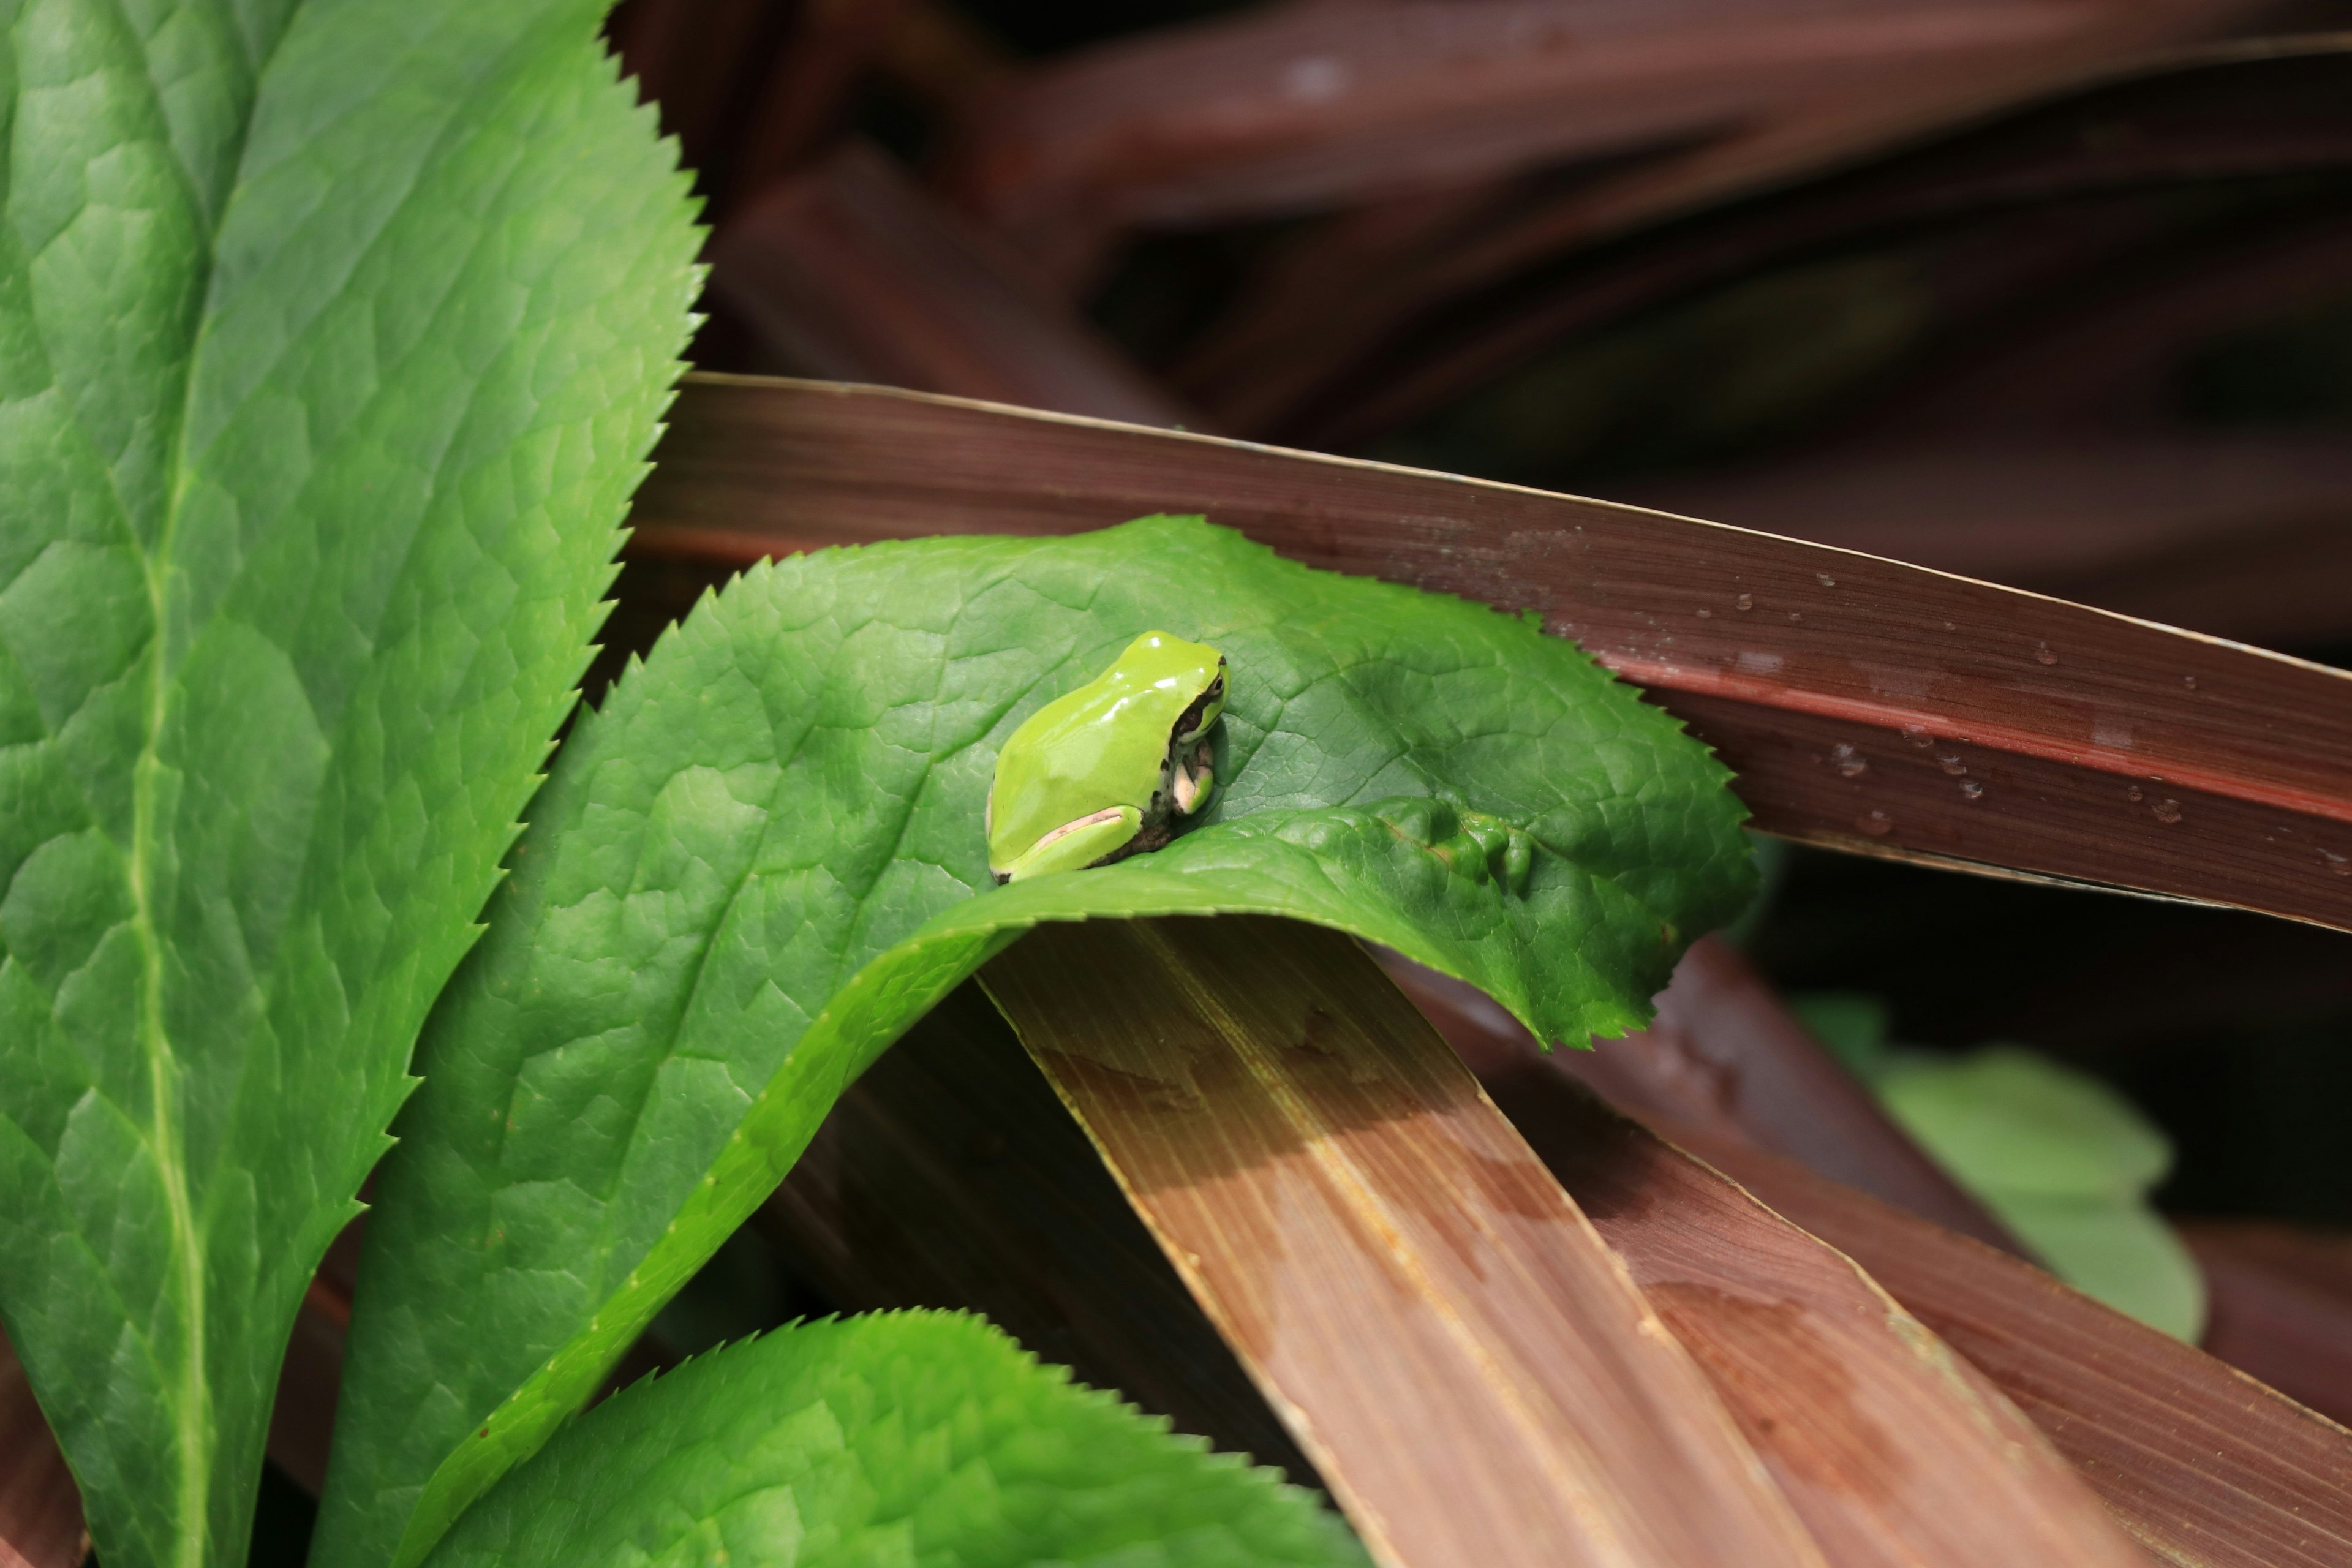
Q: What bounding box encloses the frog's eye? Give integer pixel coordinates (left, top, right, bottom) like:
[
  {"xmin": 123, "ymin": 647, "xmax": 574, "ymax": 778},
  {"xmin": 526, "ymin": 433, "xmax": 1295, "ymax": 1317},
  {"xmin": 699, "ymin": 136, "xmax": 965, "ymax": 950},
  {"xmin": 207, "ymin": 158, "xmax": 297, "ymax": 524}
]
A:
[{"xmin": 1174, "ymin": 673, "xmax": 1226, "ymax": 742}]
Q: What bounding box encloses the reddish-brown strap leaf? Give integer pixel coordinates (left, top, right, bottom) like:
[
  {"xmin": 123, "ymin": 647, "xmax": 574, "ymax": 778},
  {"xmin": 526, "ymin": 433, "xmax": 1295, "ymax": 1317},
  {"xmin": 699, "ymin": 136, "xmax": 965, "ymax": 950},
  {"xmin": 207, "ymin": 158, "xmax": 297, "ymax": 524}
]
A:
[
  {"xmin": 718, "ymin": 0, "xmax": 911, "ymax": 211},
  {"xmin": 1678, "ymin": 1128, "xmax": 2352, "ymax": 1568},
  {"xmin": 706, "ymin": 144, "xmax": 1193, "ymax": 427},
  {"xmin": 870, "ymin": 0, "xmax": 1016, "ymax": 119},
  {"xmin": 606, "ymin": 0, "xmax": 788, "ymax": 205},
  {"xmin": 2182, "ymin": 1220, "xmax": 2352, "ymax": 1429},
  {"xmin": 1475, "ymin": 1061, "xmax": 2144, "ymax": 1567},
  {"xmin": 984, "ymin": 916, "xmax": 1828, "ymax": 1568},
  {"xmin": 1765, "ymin": 214, "xmax": 2352, "ymax": 445},
  {"xmin": 266, "ymin": 1275, "xmax": 350, "ymax": 1498},
  {"xmin": 1202, "ymin": 34, "xmax": 2342, "ymax": 446},
  {"xmin": 940, "ymin": 0, "xmax": 2252, "ymax": 241},
  {"xmin": 1392, "ymin": 924, "xmax": 2352, "ymax": 1564},
  {"xmin": 757, "ymin": 981, "xmax": 1324, "ymax": 1487},
  {"xmin": 1631, "ymin": 436, "xmax": 2352, "ymax": 649},
  {"xmin": 630, "ymin": 374, "xmax": 2352, "ymax": 931},
  {"xmin": 1381, "ymin": 938, "xmax": 2024, "ymax": 1253},
  {"xmin": 0, "ymin": 1328, "xmax": 83, "ymax": 1568},
  {"xmin": 608, "ymin": 0, "xmax": 905, "ymax": 224}
]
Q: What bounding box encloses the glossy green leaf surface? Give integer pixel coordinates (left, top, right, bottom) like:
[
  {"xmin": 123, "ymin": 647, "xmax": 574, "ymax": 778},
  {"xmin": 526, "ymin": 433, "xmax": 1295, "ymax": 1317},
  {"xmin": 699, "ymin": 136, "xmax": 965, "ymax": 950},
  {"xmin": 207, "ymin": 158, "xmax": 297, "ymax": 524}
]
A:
[
  {"xmin": 423, "ymin": 1313, "xmax": 1368, "ymax": 1568},
  {"xmin": 0, "ymin": 2, "xmax": 699, "ymax": 1564},
  {"xmin": 323, "ymin": 514, "xmax": 1754, "ymax": 1568}
]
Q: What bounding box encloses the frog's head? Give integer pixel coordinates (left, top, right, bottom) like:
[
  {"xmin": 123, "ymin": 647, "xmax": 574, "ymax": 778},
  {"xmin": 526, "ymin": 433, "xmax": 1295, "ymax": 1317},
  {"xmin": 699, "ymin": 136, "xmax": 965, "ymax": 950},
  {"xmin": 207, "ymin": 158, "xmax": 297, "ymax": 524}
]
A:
[
  {"xmin": 1123, "ymin": 631, "xmax": 1226, "ymax": 742},
  {"xmin": 1128, "ymin": 632, "xmax": 1224, "ymax": 817}
]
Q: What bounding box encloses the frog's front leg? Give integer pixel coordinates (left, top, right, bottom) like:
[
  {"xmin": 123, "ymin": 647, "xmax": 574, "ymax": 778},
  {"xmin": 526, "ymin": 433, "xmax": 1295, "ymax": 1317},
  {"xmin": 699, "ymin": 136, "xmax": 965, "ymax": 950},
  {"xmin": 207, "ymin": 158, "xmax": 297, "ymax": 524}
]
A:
[
  {"xmin": 1169, "ymin": 736, "xmax": 1216, "ymax": 815},
  {"xmin": 995, "ymin": 805, "xmax": 1142, "ymax": 884}
]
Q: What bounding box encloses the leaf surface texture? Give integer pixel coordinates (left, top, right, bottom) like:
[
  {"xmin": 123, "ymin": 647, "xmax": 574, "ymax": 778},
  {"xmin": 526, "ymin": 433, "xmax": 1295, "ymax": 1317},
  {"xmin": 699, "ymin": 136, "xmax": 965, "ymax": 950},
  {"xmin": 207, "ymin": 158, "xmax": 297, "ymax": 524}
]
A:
[
  {"xmin": 423, "ymin": 1313, "xmax": 1369, "ymax": 1568},
  {"xmin": 0, "ymin": 2, "xmax": 699, "ymax": 1562}
]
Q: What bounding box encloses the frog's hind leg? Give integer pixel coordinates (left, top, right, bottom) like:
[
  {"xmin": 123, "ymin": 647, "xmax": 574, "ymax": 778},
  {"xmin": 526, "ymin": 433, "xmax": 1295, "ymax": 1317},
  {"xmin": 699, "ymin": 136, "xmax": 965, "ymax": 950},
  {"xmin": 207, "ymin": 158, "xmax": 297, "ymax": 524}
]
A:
[{"xmin": 1000, "ymin": 805, "xmax": 1142, "ymax": 883}]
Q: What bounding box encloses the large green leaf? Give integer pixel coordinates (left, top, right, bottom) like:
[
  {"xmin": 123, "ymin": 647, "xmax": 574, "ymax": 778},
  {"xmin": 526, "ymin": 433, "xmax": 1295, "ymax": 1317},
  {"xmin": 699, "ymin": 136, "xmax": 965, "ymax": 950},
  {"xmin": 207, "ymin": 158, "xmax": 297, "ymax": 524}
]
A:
[
  {"xmin": 0, "ymin": 1, "xmax": 699, "ymax": 1564},
  {"xmin": 423, "ymin": 1312, "xmax": 1369, "ymax": 1568},
  {"xmin": 321, "ymin": 514, "xmax": 1755, "ymax": 1568}
]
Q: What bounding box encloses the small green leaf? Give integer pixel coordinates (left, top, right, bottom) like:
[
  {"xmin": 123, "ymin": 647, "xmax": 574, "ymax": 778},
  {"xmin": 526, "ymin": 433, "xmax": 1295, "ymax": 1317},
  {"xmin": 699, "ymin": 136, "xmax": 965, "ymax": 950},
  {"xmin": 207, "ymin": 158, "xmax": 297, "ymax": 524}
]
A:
[
  {"xmin": 0, "ymin": 2, "xmax": 699, "ymax": 1565},
  {"xmin": 321, "ymin": 515, "xmax": 1754, "ymax": 1568},
  {"xmin": 1992, "ymin": 1194, "xmax": 2206, "ymax": 1343},
  {"xmin": 421, "ymin": 1313, "xmax": 1368, "ymax": 1568},
  {"xmin": 1871, "ymin": 1045, "xmax": 2205, "ymax": 1338},
  {"xmin": 1787, "ymin": 991, "xmax": 1893, "ymax": 1078},
  {"xmin": 1877, "ymin": 1047, "xmax": 2172, "ymax": 1202}
]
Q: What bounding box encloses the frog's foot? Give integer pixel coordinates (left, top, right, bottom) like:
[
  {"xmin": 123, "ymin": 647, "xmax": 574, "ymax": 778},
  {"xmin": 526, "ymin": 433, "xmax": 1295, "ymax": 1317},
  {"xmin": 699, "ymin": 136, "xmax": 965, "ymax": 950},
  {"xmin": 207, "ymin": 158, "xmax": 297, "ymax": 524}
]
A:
[{"xmin": 1169, "ymin": 737, "xmax": 1216, "ymax": 815}]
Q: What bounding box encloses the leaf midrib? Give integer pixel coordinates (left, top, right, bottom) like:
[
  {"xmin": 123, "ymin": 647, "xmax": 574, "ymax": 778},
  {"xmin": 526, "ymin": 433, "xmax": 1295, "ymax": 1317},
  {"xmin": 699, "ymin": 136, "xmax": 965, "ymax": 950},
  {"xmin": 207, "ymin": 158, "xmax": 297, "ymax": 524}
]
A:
[
  {"xmin": 129, "ymin": 585, "xmax": 208, "ymax": 1568},
  {"xmin": 118, "ymin": 10, "xmax": 303, "ymax": 1559},
  {"xmin": 127, "ymin": 20, "xmax": 558, "ymax": 1550}
]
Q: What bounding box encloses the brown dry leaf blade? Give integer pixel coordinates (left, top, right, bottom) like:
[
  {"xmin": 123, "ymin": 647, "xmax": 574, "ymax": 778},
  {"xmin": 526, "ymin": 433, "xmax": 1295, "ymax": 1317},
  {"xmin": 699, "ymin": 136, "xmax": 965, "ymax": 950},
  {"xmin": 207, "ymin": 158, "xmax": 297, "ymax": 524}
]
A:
[
  {"xmin": 1381, "ymin": 938, "xmax": 2024, "ymax": 1254},
  {"xmin": 706, "ymin": 142, "xmax": 1193, "ymax": 427},
  {"xmin": 1611, "ymin": 206, "xmax": 2352, "ymax": 648},
  {"xmin": 982, "ymin": 915, "xmax": 1826, "ymax": 1568},
  {"xmin": 1254, "ymin": 33, "xmax": 2352, "ymax": 448},
  {"xmin": 0, "ymin": 1326, "xmax": 84, "ymax": 1568},
  {"xmin": 1632, "ymin": 436, "xmax": 2352, "ymax": 649},
  {"xmin": 2182, "ymin": 1220, "xmax": 2352, "ymax": 1430},
  {"xmin": 756, "ymin": 981, "xmax": 1323, "ymax": 1488},
  {"xmin": 630, "ymin": 374, "xmax": 2352, "ymax": 933},
  {"xmin": 1379, "ymin": 893, "xmax": 2352, "ymax": 1566},
  {"xmin": 1483, "ymin": 1061, "xmax": 2141, "ymax": 1566},
  {"xmin": 774, "ymin": 955, "xmax": 2150, "ymax": 1566},
  {"xmin": 1640, "ymin": 1120, "xmax": 2352, "ymax": 1567},
  {"xmin": 1392, "ymin": 922, "xmax": 2352, "ymax": 1566},
  {"xmin": 943, "ymin": 0, "xmax": 2255, "ymax": 241},
  {"xmin": 606, "ymin": 0, "xmax": 905, "ymax": 222},
  {"xmin": 1172, "ymin": 12, "xmax": 2287, "ymax": 439}
]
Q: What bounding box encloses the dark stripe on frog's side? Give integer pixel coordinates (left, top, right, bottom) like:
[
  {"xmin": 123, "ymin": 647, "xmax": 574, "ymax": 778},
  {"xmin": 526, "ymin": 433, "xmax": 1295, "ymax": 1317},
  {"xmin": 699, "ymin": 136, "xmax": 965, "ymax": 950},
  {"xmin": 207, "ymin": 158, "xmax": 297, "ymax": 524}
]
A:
[{"xmin": 1172, "ymin": 673, "xmax": 1226, "ymax": 744}]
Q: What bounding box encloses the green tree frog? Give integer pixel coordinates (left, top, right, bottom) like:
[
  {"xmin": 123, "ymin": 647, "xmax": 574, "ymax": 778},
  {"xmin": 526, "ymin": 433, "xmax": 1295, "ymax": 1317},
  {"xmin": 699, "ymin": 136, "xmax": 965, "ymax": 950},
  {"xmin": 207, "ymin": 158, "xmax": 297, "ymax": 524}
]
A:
[{"xmin": 987, "ymin": 631, "xmax": 1227, "ymax": 883}]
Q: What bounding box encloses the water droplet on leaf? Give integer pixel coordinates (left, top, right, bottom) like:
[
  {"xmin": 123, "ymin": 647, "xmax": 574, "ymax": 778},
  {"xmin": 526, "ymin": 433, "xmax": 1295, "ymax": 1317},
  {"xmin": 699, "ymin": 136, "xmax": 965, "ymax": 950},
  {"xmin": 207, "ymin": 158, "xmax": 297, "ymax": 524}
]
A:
[
  {"xmin": 1959, "ymin": 779, "xmax": 1985, "ymax": 802},
  {"xmin": 1858, "ymin": 810, "xmax": 1894, "ymax": 837},
  {"xmin": 2152, "ymin": 799, "xmax": 2182, "ymax": 824},
  {"xmin": 2035, "ymin": 644, "xmax": 2058, "ymax": 666},
  {"xmin": 1735, "ymin": 592, "xmax": 1754, "ymax": 611},
  {"xmin": 1832, "ymin": 743, "xmax": 1867, "ymax": 778}
]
